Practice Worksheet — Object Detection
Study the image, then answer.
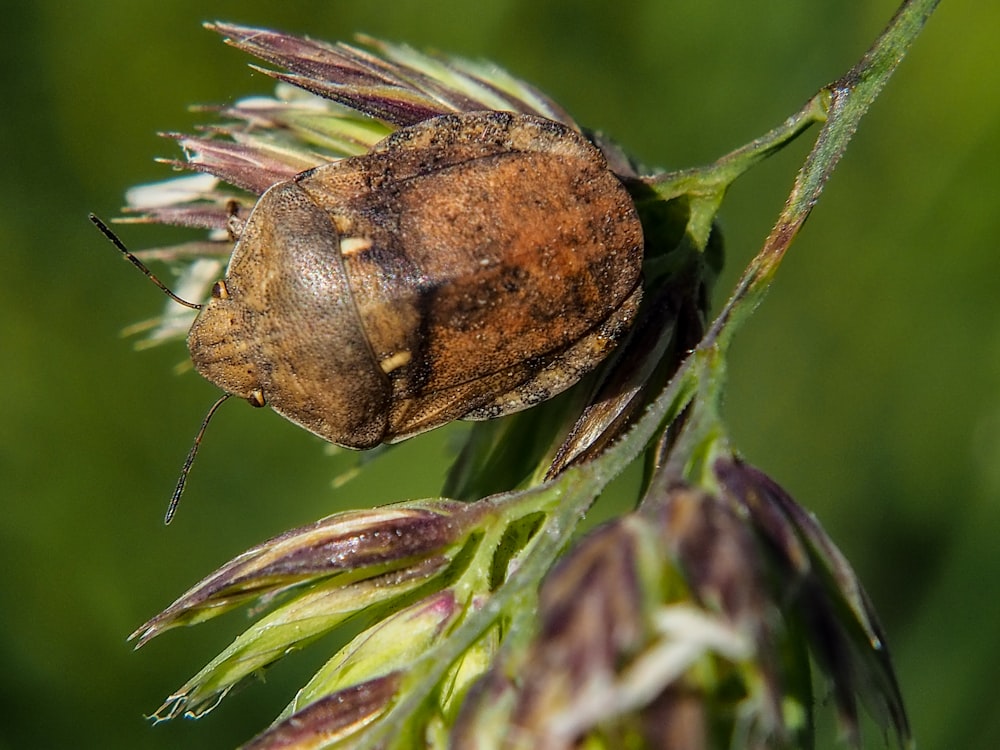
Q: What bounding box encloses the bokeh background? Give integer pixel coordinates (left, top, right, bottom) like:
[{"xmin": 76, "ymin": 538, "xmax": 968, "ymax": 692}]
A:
[{"xmin": 2, "ymin": 1, "xmax": 997, "ymax": 748}]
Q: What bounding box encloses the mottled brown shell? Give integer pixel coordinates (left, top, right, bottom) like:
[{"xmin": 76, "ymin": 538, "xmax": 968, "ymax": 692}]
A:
[{"xmin": 187, "ymin": 111, "xmax": 643, "ymax": 448}]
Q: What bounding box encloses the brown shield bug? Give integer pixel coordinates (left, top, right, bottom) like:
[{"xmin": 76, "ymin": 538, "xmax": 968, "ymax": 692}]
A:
[
  {"xmin": 96, "ymin": 110, "xmax": 643, "ymax": 519},
  {"xmin": 188, "ymin": 110, "xmax": 644, "ymax": 447}
]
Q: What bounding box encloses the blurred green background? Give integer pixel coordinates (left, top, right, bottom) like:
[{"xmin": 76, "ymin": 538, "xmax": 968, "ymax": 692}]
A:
[{"xmin": 2, "ymin": 1, "xmax": 997, "ymax": 748}]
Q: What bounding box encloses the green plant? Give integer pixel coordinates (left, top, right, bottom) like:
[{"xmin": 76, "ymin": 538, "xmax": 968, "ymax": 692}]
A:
[{"xmin": 115, "ymin": 2, "xmax": 937, "ymax": 747}]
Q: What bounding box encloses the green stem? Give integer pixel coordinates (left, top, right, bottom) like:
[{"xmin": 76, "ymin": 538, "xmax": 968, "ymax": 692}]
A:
[
  {"xmin": 643, "ymin": 88, "xmax": 827, "ymax": 250},
  {"xmin": 704, "ymin": 0, "xmax": 940, "ymax": 353},
  {"xmin": 646, "ymin": 92, "xmax": 828, "ymax": 200}
]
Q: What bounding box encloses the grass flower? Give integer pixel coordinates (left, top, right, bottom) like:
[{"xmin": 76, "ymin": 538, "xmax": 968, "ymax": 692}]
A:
[{"xmin": 109, "ymin": 9, "xmax": 938, "ymax": 747}]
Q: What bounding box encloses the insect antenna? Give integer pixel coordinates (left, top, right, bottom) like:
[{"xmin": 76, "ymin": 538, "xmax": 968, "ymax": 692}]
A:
[
  {"xmin": 88, "ymin": 213, "xmax": 202, "ymax": 310},
  {"xmin": 165, "ymin": 393, "xmax": 232, "ymax": 524}
]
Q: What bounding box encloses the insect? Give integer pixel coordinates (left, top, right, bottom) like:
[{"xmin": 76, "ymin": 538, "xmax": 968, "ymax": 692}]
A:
[
  {"xmin": 97, "ymin": 110, "xmax": 643, "ymax": 518},
  {"xmin": 189, "ymin": 111, "xmax": 644, "ymax": 446}
]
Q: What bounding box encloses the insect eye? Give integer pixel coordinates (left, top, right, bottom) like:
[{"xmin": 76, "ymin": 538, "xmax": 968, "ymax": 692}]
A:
[
  {"xmin": 248, "ymin": 388, "xmax": 266, "ymax": 408},
  {"xmin": 211, "ymin": 280, "xmax": 230, "ymax": 300}
]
